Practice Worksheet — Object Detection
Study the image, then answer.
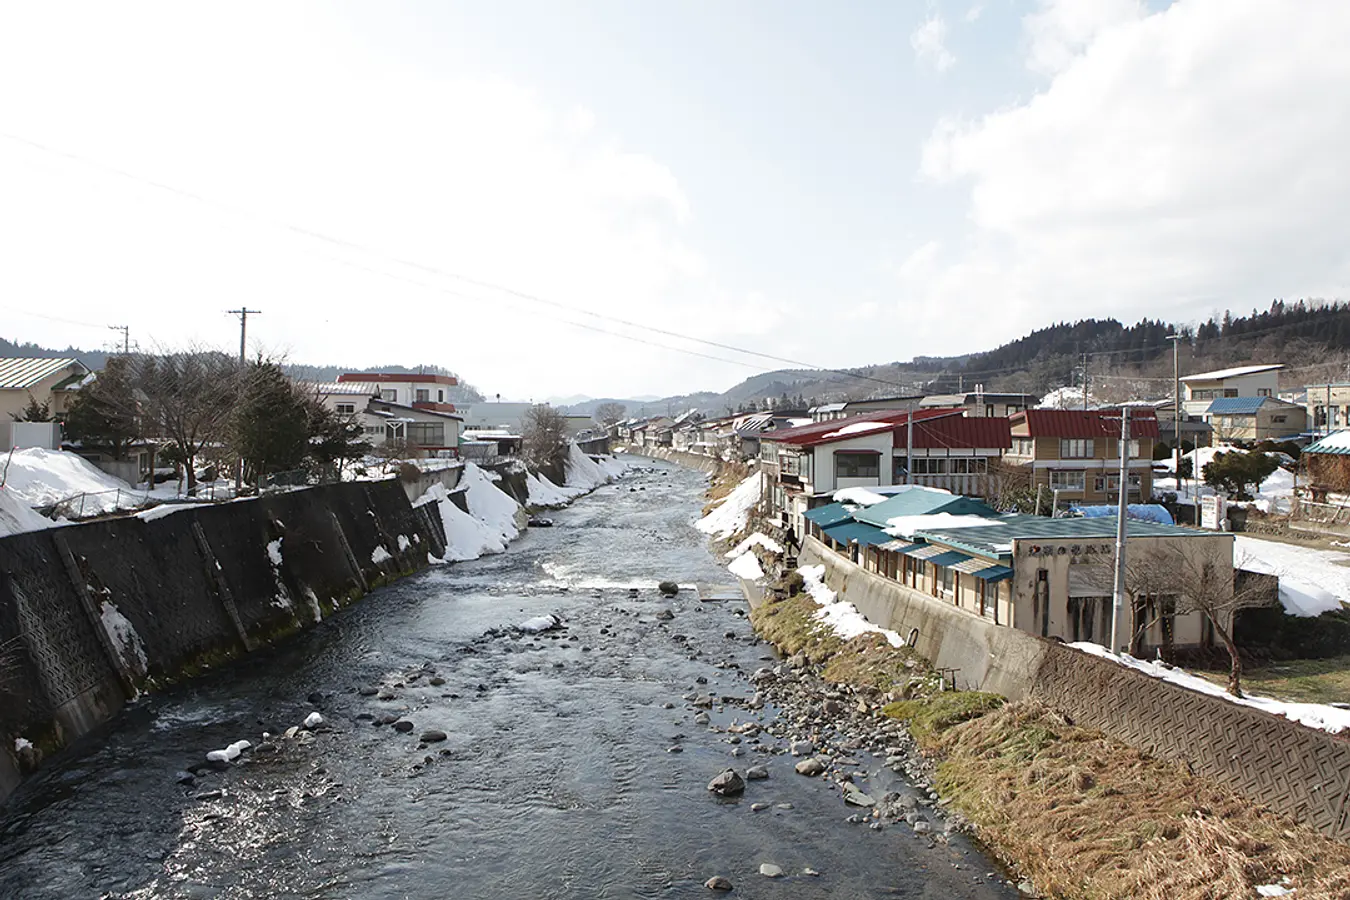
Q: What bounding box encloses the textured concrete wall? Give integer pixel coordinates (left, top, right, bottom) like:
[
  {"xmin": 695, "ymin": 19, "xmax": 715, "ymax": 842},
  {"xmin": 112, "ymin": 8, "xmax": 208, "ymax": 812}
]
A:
[
  {"xmin": 801, "ymin": 534, "xmax": 1350, "ymax": 840},
  {"xmin": 624, "ymin": 445, "xmax": 729, "ymax": 476},
  {"xmin": 0, "ymin": 478, "xmax": 439, "ymax": 805}
]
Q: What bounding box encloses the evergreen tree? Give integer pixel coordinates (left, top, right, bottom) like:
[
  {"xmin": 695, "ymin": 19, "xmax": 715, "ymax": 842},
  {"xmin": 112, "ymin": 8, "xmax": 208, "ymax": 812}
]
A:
[
  {"xmin": 231, "ymin": 362, "xmax": 311, "ymax": 484},
  {"xmin": 63, "ymin": 356, "xmax": 140, "ymax": 458}
]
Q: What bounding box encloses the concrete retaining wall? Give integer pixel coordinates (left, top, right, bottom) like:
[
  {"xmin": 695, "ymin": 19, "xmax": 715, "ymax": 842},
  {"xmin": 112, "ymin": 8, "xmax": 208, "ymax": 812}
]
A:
[
  {"xmin": 0, "ymin": 478, "xmax": 440, "ymax": 805},
  {"xmin": 623, "ymin": 445, "xmax": 731, "ymax": 476},
  {"xmin": 800, "ymin": 534, "xmax": 1350, "ymax": 840}
]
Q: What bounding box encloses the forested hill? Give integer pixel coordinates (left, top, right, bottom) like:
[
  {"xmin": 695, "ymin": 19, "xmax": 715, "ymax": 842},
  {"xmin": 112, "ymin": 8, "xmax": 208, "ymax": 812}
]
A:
[
  {"xmin": 0, "ymin": 337, "xmax": 108, "ymax": 370},
  {"xmin": 934, "ymin": 300, "xmax": 1350, "ymax": 395}
]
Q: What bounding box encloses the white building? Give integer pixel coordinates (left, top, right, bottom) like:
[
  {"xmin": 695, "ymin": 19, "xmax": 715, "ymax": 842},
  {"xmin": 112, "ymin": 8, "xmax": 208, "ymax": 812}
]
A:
[{"xmin": 1180, "ymin": 364, "xmax": 1283, "ymax": 418}]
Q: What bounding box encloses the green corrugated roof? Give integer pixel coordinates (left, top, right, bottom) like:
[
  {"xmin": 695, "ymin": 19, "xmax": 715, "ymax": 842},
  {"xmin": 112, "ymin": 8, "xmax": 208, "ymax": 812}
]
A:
[
  {"xmin": 853, "ymin": 489, "xmax": 998, "ymax": 528},
  {"xmin": 804, "ymin": 503, "xmax": 854, "ymax": 527},
  {"xmin": 915, "ymin": 515, "xmax": 1215, "ymax": 557},
  {"xmin": 1304, "ymin": 431, "xmax": 1350, "ymax": 456},
  {"xmin": 823, "ymin": 521, "xmax": 891, "ymax": 546}
]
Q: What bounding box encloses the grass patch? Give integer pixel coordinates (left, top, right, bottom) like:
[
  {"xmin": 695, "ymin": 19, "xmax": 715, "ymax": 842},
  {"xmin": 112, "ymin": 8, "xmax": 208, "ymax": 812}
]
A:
[
  {"xmin": 884, "ymin": 691, "xmax": 1005, "ymax": 749},
  {"xmin": 1196, "ymin": 655, "xmax": 1350, "ymax": 705},
  {"xmin": 929, "ymin": 701, "xmax": 1350, "ymax": 900},
  {"xmin": 750, "ymin": 593, "xmax": 844, "ymax": 662}
]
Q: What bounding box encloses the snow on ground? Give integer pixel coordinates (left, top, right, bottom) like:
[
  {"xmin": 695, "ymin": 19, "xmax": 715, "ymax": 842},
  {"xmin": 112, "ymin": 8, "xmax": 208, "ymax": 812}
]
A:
[
  {"xmin": 527, "ymin": 471, "xmax": 579, "ymax": 507},
  {"xmin": 1, "ymin": 448, "xmax": 140, "ymax": 514},
  {"xmin": 727, "ymin": 532, "xmax": 784, "ymax": 558},
  {"xmin": 884, "ymin": 513, "xmax": 1002, "ymax": 540},
  {"xmin": 1069, "ymin": 641, "xmax": 1350, "ymax": 734},
  {"xmin": 0, "ymin": 488, "xmax": 55, "ymax": 536},
  {"xmin": 99, "ymin": 600, "xmax": 148, "ymax": 676},
  {"xmin": 461, "ymin": 462, "xmax": 522, "ymax": 543},
  {"xmin": 727, "ymin": 552, "xmax": 765, "ymax": 580},
  {"xmin": 799, "ymin": 564, "xmax": 904, "ymax": 648},
  {"xmin": 1154, "ymin": 444, "xmax": 1296, "ymax": 513},
  {"xmin": 832, "ymin": 486, "xmax": 889, "ymax": 507},
  {"xmin": 696, "ymin": 472, "xmax": 763, "ymax": 540},
  {"xmin": 564, "ymin": 443, "xmax": 616, "ymax": 490},
  {"xmin": 416, "ymin": 483, "xmax": 511, "ymax": 563},
  {"xmin": 1236, "ymin": 536, "xmax": 1350, "ymax": 617},
  {"xmin": 1038, "ymin": 386, "xmax": 1098, "ymax": 409}
]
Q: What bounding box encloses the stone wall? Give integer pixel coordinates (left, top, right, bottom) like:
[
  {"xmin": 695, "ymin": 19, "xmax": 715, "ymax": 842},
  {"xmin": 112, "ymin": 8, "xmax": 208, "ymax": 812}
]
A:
[
  {"xmin": 800, "ymin": 535, "xmax": 1350, "ymax": 841},
  {"xmin": 623, "ymin": 445, "xmax": 730, "ymax": 476},
  {"xmin": 0, "ymin": 479, "xmax": 441, "ymax": 804}
]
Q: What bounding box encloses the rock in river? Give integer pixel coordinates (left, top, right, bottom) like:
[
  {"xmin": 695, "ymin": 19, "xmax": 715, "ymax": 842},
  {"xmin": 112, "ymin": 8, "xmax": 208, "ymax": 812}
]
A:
[
  {"xmin": 704, "ymin": 876, "xmax": 733, "ymax": 891},
  {"xmin": 391, "ymin": 720, "xmax": 414, "ymax": 734},
  {"xmin": 759, "ymin": 863, "xmax": 784, "ymax": 878},
  {"xmin": 745, "ymin": 765, "xmax": 769, "ymax": 781},
  {"xmin": 420, "ymin": 730, "xmax": 448, "ymax": 743},
  {"xmin": 707, "ymin": 768, "xmax": 745, "ymax": 796},
  {"xmin": 795, "ymin": 757, "xmax": 826, "ymax": 777}
]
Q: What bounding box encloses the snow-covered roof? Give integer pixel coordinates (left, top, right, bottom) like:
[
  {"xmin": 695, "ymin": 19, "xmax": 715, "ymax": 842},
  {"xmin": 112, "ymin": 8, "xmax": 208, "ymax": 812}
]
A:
[
  {"xmin": 309, "ymin": 381, "xmax": 380, "ymax": 396},
  {"xmin": 1304, "ymin": 430, "xmax": 1350, "ymax": 456},
  {"xmin": 0, "ymin": 357, "xmax": 85, "ymax": 390},
  {"xmin": 1180, "ymin": 363, "xmax": 1283, "ymax": 382}
]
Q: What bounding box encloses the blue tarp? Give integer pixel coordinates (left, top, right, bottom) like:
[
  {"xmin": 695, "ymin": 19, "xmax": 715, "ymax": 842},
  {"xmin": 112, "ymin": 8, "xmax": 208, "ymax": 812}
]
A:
[{"xmin": 1071, "ymin": 504, "xmax": 1175, "ymax": 526}]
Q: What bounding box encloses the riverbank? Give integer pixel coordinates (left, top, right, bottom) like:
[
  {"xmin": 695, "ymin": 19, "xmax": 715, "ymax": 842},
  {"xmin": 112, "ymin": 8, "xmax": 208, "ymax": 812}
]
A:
[{"xmin": 696, "ymin": 472, "xmax": 1350, "ymax": 899}]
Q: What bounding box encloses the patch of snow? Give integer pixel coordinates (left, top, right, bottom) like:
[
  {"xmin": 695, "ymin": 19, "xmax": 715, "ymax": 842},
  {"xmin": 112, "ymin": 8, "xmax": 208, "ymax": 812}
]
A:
[
  {"xmin": 0, "ymin": 487, "xmax": 55, "ymax": 536},
  {"xmin": 397, "ymin": 534, "xmax": 411, "ymax": 552},
  {"xmin": 1069, "ymin": 642, "xmax": 1350, "ymax": 735},
  {"xmin": 1311, "ymin": 430, "xmax": 1350, "ymax": 452},
  {"xmin": 266, "ymin": 538, "xmax": 284, "ymax": 567},
  {"xmin": 1255, "ymin": 885, "xmax": 1293, "ymax": 898},
  {"xmin": 14, "ymin": 737, "xmax": 33, "ymax": 753},
  {"xmin": 461, "ymin": 461, "xmax": 522, "ymax": 542},
  {"xmin": 527, "ymin": 470, "xmax": 581, "ymax": 507},
  {"xmin": 303, "ymin": 712, "xmax": 324, "ymax": 729},
  {"xmin": 417, "ymin": 483, "xmax": 510, "ymax": 562},
  {"xmin": 832, "ymin": 486, "xmax": 889, "ymax": 507},
  {"xmin": 885, "ymin": 513, "xmax": 1001, "ymax": 540},
  {"xmin": 564, "ymin": 443, "xmax": 617, "ymax": 490},
  {"xmin": 518, "ymin": 614, "xmax": 562, "ymax": 633},
  {"xmin": 798, "ymin": 564, "xmax": 904, "ymax": 648},
  {"xmin": 727, "ymin": 532, "xmax": 784, "ymax": 558},
  {"xmin": 1038, "ymin": 386, "xmax": 1098, "ymax": 409},
  {"xmin": 371, "ymin": 545, "xmax": 393, "ymax": 565},
  {"xmin": 0, "ymin": 448, "xmax": 140, "ymax": 514},
  {"xmin": 134, "ymin": 502, "xmax": 199, "ymax": 522},
  {"xmin": 728, "ymin": 552, "xmax": 765, "ymax": 580},
  {"xmin": 1236, "ymin": 536, "xmax": 1350, "ymax": 617},
  {"xmin": 206, "ymin": 739, "xmax": 252, "ymax": 763},
  {"xmin": 695, "ymin": 472, "xmax": 763, "ymax": 540},
  {"xmin": 99, "ymin": 600, "xmax": 148, "ymax": 676},
  {"xmin": 821, "ymin": 421, "xmax": 893, "ymax": 439}
]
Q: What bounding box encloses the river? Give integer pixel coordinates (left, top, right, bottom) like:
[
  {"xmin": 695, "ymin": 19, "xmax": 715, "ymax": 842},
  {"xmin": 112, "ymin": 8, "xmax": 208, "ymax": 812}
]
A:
[{"xmin": 0, "ymin": 457, "xmax": 1015, "ymax": 899}]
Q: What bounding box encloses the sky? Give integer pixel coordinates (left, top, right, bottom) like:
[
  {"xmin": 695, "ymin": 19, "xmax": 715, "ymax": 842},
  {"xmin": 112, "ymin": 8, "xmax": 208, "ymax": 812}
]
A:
[{"xmin": 1, "ymin": 0, "xmax": 1348, "ymax": 402}]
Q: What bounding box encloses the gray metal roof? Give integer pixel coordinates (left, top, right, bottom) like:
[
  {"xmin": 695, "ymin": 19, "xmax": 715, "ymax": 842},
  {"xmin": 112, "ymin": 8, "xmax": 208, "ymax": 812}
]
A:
[
  {"xmin": 0, "ymin": 357, "xmax": 84, "ymax": 390},
  {"xmin": 916, "ymin": 514, "xmax": 1217, "ymax": 558}
]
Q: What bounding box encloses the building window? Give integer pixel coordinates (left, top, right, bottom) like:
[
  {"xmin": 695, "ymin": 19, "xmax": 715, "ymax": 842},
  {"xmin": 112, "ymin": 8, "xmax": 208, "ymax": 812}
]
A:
[
  {"xmin": 1060, "ymin": 439, "xmax": 1094, "ymax": 458},
  {"xmin": 938, "ymin": 565, "xmax": 954, "ymax": 598},
  {"xmin": 1223, "ymin": 388, "xmax": 1239, "ymax": 397},
  {"xmin": 1094, "ymin": 474, "xmax": 1143, "ymax": 492},
  {"xmin": 948, "ymin": 457, "xmax": 988, "ymax": 474},
  {"xmin": 438, "ymin": 389, "xmax": 445, "ymax": 402},
  {"xmin": 335, "ymin": 402, "xmax": 355, "ymax": 415},
  {"xmin": 835, "ymin": 452, "xmax": 879, "ymax": 479},
  {"xmin": 1192, "ymin": 389, "xmax": 1213, "ymax": 400},
  {"xmin": 381, "ymin": 389, "xmax": 397, "ymax": 402},
  {"xmin": 1271, "ymin": 415, "xmax": 1287, "ymax": 423},
  {"xmin": 415, "ymin": 389, "xmax": 430, "ymax": 402},
  {"xmin": 1049, "ymin": 470, "xmax": 1086, "ymax": 491},
  {"xmin": 1011, "ymin": 437, "xmax": 1034, "ymax": 456},
  {"xmin": 985, "ymin": 404, "xmax": 995, "ymax": 417},
  {"xmin": 406, "ymin": 422, "xmax": 445, "ymax": 446},
  {"xmin": 1007, "ymin": 404, "xmax": 1021, "ymax": 414},
  {"xmin": 1258, "ymin": 388, "xmax": 1272, "ymax": 397}
]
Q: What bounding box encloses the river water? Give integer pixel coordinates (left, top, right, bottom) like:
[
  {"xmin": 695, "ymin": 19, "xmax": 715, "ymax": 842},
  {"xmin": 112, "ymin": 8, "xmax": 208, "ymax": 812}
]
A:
[{"xmin": 0, "ymin": 458, "xmax": 1015, "ymax": 899}]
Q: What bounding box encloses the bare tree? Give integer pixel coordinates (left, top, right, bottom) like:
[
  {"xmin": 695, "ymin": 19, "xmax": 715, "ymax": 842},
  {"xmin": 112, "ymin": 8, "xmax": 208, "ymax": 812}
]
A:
[
  {"xmin": 1100, "ymin": 541, "xmax": 1273, "ymax": 697},
  {"xmin": 522, "ymin": 404, "xmax": 569, "ymax": 471},
  {"xmin": 130, "ymin": 349, "xmax": 243, "ymax": 494},
  {"xmin": 594, "ymin": 402, "xmax": 627, "ymax": 429}
]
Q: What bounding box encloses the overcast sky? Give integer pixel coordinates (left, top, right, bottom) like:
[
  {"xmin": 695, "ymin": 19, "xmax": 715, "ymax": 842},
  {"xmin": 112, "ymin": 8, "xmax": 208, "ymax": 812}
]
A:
[{"xmin": 1, "ymin": 1, "xmax": 1347, "ymax": 401}]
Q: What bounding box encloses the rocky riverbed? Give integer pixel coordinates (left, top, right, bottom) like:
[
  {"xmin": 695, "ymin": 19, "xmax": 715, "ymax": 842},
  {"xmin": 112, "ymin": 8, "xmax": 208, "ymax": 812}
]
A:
[{"xmin": 0, "ymin": 457, "xmax": 1015, "ymax": 899}]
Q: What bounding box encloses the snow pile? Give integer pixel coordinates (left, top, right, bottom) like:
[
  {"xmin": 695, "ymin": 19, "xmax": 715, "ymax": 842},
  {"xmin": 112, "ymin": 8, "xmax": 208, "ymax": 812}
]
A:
[
  {"xmin": 832, "ymin": 487, "xmax": 889, "ymax": 507},
  {"xmin": 695, "ymin": 472, "xmax": 763, "ymax": 540},
  {"xmin": 800, "ymin": 564, "xmax": 904, "ymax": 648},
  {"xmin": 14, "ymin": 737, "xmax": 33, "ymax": 753},
  {"xmin": 0, "ymin": 488, "xmax": 54, "ymax": 536},
  {"xmin": 727, "ymin": 532, "xmax": 784, "ymax": 558},
  {"xmin": 461, "ymin": 462, "xmax": 522, "ymax": 542},
  {"xmin": 517, "ymin": 614, "xmax": 562, "ymax": 633},
  {"xmin": 564, "ymin": 443, "xmax": 613, "ymax": 490},
  {"xmin": 371, "ymin": 545, "xmax": 393, "ymax": 565},
  {"xmin": 1069, "ymin": 642, "xmax": 1350, "ymax": 734},
  {"xmin": 417, "ymin": 483, "xmax": 512, "ymax": 562},
  {"xmin": 728, "ymin": 552, "xmax": 765, "ymax": 580},
  {"xmin": 135, "ymin": 503, "xmax": 198, "ymax": 522},
  {"xmin": 527, "ymin": 471, "xmax": 581, "ymax": 507},
  {"xmin": 0, "ymin": 448, "xmax": 138, "ymax": 514},
  {"xmin": 206, "ymin": 739, "xmax": 252, "ymax": 764},
  {"xmin": 885, "ymin": 513, "xmax": 1001, "ymax": 540},
  {"xmin": 1038, "ymin": 386, "xmax": 1097, "ymax": 409},
  {"xmin": 1236, "ymin": 536, "xmax": 1350, "ymax": 617},
  {"xmin": 303, "ymin": 712, "xmax": 324, "ymax": 729},
  {"xmin": 99, "ymin": 600, "xmax": 147, "ymax": 676}
]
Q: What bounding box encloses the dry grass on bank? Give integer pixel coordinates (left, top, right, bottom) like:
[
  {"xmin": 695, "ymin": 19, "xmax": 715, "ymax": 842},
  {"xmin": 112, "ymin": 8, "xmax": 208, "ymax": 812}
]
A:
[
  {"xmin": 925, "ymin": 701, "xmax": 1350, "ymax": 900},
  {"xmin": 752, "ymin": 583, "xmax": 1350, "ymax": 899},
  {"xmin": 700, "ymin": 463, "xmax": 752, "ymax": 516}
]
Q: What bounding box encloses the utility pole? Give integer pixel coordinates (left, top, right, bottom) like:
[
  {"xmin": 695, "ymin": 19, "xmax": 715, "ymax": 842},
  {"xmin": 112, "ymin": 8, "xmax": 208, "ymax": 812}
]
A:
[
  {"xmin": 1328, "ymin": 383, "xmax": 1334, "ymax": 435},
  {"xmin": 905, "ymin": 400, "xmax": 914, "ymax": 485},
  {"xmin": 108, "ymin": 325, "xmax": 130, "ymax": 355},
  {"xmin": 1110, "ymin": 406, "xmax": 1131, "ymax": 653},
  {"xmin": 227, "ymin": 308, "xmax": 261, "ymax": 494},
  {"xmin": 1167, "ymin": 333, "xmax": 1183, "ymax": 502},
  {"xmin": 1082, "ymin": 351, "xmax": 1089, "ymax": 411}
]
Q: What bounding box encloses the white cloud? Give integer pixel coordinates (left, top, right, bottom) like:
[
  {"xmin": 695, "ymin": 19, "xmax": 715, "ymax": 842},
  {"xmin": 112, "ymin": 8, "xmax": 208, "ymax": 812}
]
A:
[
  {"xmin": 910, "ymin": 15, "xmax": 956, "ymax": 73},
  {"xmin": 906, "ymin": 0, "xmax": 1350, "ymax": 355},
  {"xmin": 964, "ymin": 4, "xmax": 985, "ymax": 24},
  {"xmin": 1023, "ymin": 0, "xmax": 1143, "ymax": 76}
]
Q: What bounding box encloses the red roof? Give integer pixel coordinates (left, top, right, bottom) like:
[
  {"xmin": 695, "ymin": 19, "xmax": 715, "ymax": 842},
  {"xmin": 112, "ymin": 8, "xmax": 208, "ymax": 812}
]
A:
[
  {"xmin": 762, "ymin": 408, "xmax": 959, "ymax": 448},
  {"xmin": 339, "ymin": 372, "xmax": 458, "ymax": 386},
  {"xmin": 896, "ymin": 414, "xmax": 1012, "ymax": 450},
  {"xmin": 1014, "ymin": 408, "xmax": 1160, "ymax": 439}
]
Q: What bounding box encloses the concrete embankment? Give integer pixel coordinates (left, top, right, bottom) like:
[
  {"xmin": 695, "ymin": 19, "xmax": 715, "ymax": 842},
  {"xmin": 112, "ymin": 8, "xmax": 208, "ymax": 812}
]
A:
[
  {"xmin": 0, "ymin": 479, "xmax": 444, "ymax": 803},
  {"xmin": 620, "ymin": 445, "xmax": 732, "ymax": 476}
]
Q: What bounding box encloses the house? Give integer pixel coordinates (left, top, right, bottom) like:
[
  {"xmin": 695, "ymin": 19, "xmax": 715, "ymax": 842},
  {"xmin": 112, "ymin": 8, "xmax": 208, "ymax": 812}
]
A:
[
  {"xmin": 898, "ymin": 414, "xmax": 1012, "ymax": 495},
  {"xmin": 365, "ymin": 399, "xmax": 462, "ymax": 456},
  {"xmin": 760, "ymin": 409, "xmax": 1009, "ymax": 537},
  {"xmin": 1204, "ymin": 396, "xmax": 1307, "ymax": 443},
  {"xmin": 0, "ymin": 357, "xmax": 90, "ymax": 424},
  {"xmin": 810, "ymin": 396, "xmax": 924, "ymax": 422},
  {"xmin": 806, "ymin": 498, "xmax": 1236, "ymax": 656},
  {"xmin": 1153, "ymin": 398, "xmax": 1213, "ymax": 449},
  {"xmin": 1005, "ymin": 409, "xmax": 1159, "ymax": 509},
  {"xmin": 1180, "ymin": 364, "xmax": 1282, "ymax": 418},
  {"xmin": 919, "ymin": 389, "xmax": 1035, "ymax": 418},
  {"xmin": 336, "ymin": 372, "xmax": 459, "ymax": 413},
  {"xmin": 1303, "ymin": 383, "xmax": 1350, "ymax": 434}
]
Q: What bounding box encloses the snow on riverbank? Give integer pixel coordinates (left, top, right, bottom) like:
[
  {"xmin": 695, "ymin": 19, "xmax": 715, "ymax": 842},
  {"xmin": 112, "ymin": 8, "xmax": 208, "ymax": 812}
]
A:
[
  {"xmin": 0, "ymin": 488, "xmax": 55, "ymax": 536},
  {"xmin": 1, "ymin": 448, "xmax": 138, "ymax": 514},
  {"xmin": 1069, "ymin": 641, "xmax": 1350, "ymax": 735},
  {"xmin": 800, "ymin": 564, "xmax": 905, "ymax": 648},
  {"xmin": 696, "ymin": 472, "xmax": 763, "ymax": 540},
  {"xmin": 1236, "ymin": 536, "xmax": 1350, "ymax": 617},
  {"xmin": 724, "ymin": 531, "xmax": 782, "ymax": 582}
]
